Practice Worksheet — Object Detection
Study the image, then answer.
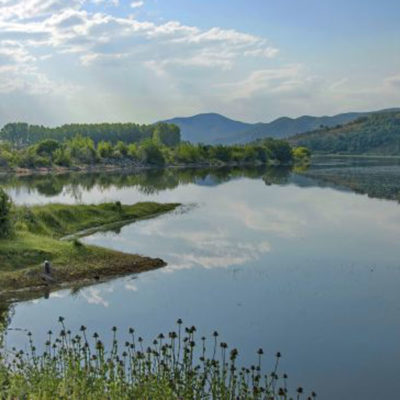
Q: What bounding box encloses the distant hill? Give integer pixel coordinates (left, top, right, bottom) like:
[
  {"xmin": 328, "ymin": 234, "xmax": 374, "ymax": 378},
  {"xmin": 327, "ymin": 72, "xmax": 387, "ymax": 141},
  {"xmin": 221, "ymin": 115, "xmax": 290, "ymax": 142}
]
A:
[
  {"xmin": 163, "ymin": 113, "xmax": 251, "ymax": 144},
  {"xmin": 288, "ymin": 111, "xmax": 400, "ymax": 155},
  {"xmin": 163, "ymin": 109, "xmax": 400, "ymax": 145},
  {"xmin": 225, "ymin": 113, "xmax": 368, "ymax": 144}
]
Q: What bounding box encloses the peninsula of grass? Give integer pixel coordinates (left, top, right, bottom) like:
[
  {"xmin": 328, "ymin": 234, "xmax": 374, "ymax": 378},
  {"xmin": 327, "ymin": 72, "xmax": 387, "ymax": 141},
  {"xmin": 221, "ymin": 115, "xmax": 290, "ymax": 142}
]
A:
[{"xmin": 0, "ymin": 201, "xmax": 179, "ymax": 296}]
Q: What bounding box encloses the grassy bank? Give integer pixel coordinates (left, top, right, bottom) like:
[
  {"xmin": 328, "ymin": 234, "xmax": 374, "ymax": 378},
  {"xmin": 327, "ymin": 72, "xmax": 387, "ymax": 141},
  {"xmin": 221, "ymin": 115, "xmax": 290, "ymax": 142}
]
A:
[
  {"xmin": 0, "ymin": 202, "xmax": 179, "ymax": 296},
  {"xmin": 0, "ymin": 319, "xmax": 315, "ymax": 400}
]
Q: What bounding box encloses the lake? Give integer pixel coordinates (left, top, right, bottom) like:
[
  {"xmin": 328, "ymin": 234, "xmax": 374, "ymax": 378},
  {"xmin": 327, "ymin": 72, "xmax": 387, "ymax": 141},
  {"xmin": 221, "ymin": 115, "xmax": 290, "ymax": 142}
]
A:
[{"xmin": 2, "ymin": 158, "xmax": 400, "ymax": 399}]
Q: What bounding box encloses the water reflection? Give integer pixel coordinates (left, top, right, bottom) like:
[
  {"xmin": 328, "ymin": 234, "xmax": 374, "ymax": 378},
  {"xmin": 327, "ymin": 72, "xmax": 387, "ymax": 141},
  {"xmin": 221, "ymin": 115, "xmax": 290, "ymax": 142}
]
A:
[
  {"xmin": 3, "ymin": 158, "xmax": 400, "ymax": 205},
  {"xmin": 2, "ymin": 166, "xmax": 289, "ymax": 203},
  {"xmin": 2, "ymin": 159, "xmax": 400, "ymax": 400}
]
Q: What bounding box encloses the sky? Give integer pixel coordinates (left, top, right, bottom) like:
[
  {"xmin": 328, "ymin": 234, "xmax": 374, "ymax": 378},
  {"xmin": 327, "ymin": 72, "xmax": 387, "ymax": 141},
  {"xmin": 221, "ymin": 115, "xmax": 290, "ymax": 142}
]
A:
[{"xmin": 0, "ymin": 0, "xmax": 399, "ymax": 126}]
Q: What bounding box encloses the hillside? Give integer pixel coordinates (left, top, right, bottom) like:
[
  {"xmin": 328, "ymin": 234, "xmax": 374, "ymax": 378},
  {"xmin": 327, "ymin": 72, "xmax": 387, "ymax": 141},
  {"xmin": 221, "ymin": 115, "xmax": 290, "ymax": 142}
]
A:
[
  {"xmin": 289, "ymin": 111, "xmax": 400, "ymax": 155},
  {"xmin": 163, "ymin": 113, "xmax": 251, "ymax": 143},
  {"xmin": 225, "ymin": 112, "xmax": 367, "ymax": 143},
  {"xmin": 163, "ymin": 109, "xmax": 399, "ymax": 145}
]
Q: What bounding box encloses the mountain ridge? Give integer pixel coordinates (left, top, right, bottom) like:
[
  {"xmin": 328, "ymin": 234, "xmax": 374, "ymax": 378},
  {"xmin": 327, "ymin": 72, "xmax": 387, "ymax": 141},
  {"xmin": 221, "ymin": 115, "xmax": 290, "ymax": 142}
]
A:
[{"xmin": 162, "ymin": 108, "xmax": 400, "ymax": 145}]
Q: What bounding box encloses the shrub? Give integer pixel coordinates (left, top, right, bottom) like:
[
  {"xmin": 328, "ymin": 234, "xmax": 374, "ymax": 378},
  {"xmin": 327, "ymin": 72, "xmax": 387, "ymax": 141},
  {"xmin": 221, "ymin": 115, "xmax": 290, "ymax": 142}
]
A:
[
  {"xmin": 97, "ymin": 141, "xmax": 114, "ymax": 158},
  {"xmin": 0, "ymin": 188, "xmax": 12, "ymax": 238},
  {"xmin": 53, "ymin": 147, "xmax": 72, "ymax": 167},
  {"xmin": 138, "ymin": 140, "xmax": 165, "ymax": 166}
]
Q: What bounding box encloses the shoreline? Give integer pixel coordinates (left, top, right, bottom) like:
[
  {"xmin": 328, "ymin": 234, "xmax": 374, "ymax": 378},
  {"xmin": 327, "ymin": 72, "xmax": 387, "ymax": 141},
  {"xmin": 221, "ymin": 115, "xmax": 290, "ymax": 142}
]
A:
[
  {"xmin": 0, "ymin": 253, "xmax": 166, "ymax": 304},
  {"xmin": 311, "ymin": 153, "xmax": 400, "ymax": 159},
  {"xmin": 0, "ymin": 202, "xmax": 180, "ymax": 301},
  {"xmin": 0, "ymin": 159, "xmax": 290, "ymax": 177}
]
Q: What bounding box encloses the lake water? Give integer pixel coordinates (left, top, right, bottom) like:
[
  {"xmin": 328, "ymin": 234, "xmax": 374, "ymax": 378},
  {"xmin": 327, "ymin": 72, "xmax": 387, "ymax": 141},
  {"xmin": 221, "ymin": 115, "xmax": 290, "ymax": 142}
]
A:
[{"xmin": 2, "ymin": 159, "xmax": 400, "ymax": 399}]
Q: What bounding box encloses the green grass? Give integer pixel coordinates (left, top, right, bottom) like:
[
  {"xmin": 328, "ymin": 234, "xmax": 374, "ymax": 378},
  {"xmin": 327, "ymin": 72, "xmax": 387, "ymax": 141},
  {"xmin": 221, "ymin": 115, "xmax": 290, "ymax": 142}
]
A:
[
  {"xmin": 0, "ymin": 319, "xmax": 316, "ymax": 400},
  {"xmin": 14, "ymin": 201, "xmax": 178, "ymax": 238},
  {"xmin": 0, "ymin": 202, "xmax": 179, "ymax": 295}
]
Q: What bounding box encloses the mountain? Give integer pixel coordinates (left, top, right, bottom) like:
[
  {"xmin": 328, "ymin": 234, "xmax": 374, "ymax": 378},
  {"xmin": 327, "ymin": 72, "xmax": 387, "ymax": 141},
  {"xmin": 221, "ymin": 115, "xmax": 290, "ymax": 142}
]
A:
[
  {"xmin": 163, "ymin": 109, "xmax": 400, "ymax": 145},
  {"xmin": 288, "ymin": 111, "xmax": 400, "ymax": 155},
  {"xmin": 163, "ymin": 113, "xmax": 251, "ymax": 144},
  {"xmin": 224, "ymin": 112, "xmax": 367, "ymax": 144}
]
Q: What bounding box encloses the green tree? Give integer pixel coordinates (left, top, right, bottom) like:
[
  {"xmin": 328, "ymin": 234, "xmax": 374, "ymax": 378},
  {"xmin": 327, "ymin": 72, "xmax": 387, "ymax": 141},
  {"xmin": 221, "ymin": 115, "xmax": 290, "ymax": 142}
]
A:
[
  {"xmin": 0, "ymin": 189, "xmax": 12, "ymax": 238},
  {"xmin": 97, "ymin": 141, "xmax": 113, "ymax": 158},
  {"xmin": 152, "ymin": 123, "xmax": 181, "ymax": 147},
  {"xmin": 138, "ymin": 140, "xmax": 165, "ymax": 165},
  {"xmin": 114, "ymin": 141, "xmax": 129, "ymax": 157},
  {"xmin": 35, "ymin": 139, "xmax": 61, "ymax": 158}
]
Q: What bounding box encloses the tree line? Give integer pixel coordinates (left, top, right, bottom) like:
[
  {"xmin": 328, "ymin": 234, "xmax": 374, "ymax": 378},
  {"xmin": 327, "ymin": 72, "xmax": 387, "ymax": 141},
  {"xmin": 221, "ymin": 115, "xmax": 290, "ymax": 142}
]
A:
[
  {"xmin": 0, "ymin": 121, "xmax": 309, "ymax": 169},
  {"xmin": 0, "ymin": 122, "xmax": 181, "ymax": 147}
]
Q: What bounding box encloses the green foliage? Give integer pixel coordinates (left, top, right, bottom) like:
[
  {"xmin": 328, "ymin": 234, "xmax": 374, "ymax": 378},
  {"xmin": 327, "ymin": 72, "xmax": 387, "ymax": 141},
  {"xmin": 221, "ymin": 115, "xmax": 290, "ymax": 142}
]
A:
[
  {"xmin": 0, "ymin": 131, "xmax": 299, "ymax": 169},
  {"xmin": 114, "ymin": 141, "xmax": 129, "ymax": 157},
  {"xmin": 15, "ymin": 201, "xmax": 178, "ymax": 238},
  {"xmin": 53, "ymin": 147, "xmax": 72, "ymax": 167},
  {"xmin": 138, "ymin": 139, "xmax": 166, "ymax": 165},
  {"xmin": 290, "ymin": 111, "xmax": 400, "ymax": 155},
  {"xmin": 17, "ymin": 146, "xmax": 51, "ymax": 168},
  {"xmin": 127, "ymin": 143, "xmax": 138, "ymax": 159},
  {"xmin": 0, "ymin": 319, "xmax": 313, "ymax": 399},
  {"xmin": 0, "ymin": 188, "xmax": 12, "ymax": 238},
  {"xmin": 292, "ymin": 146, "xmax": 311, "ymax": 162},
  {"xmin": 0, "ymin": 121, "xmax": 181, "ymax": 148},
  {"xmin": 67, "ymin": 135, "xmax": 98, "ymax": 164},
  {"xmin": 174, "ymin": 143, "xmax": 202, "ymax": 163},
  {"xmin": 0, "ymin": 143, "xmax": 15, "ymax": 168},
  {"xmin": 97, "ymin": 140, "xmax": 114, "ymax": 158},
  {"xmin": 261, "ymin": 139, "xmax": 293, "ymax": 163},
  {"xmin": 35, "ymin": 139, "xmax": 61, "ymax": 158},
  {"xmin": 152, "ymin": 122, "xmax": 181, "ymax": 147}
]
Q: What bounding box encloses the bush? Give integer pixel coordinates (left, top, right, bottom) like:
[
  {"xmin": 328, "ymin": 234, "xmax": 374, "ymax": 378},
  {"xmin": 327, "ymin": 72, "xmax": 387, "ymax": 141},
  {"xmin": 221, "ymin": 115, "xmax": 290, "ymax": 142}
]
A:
[
  {"xmin": 35, "ymin": 139, "xmax": 61, "ymax": 158},
  {"xmin": 97, "ymin": 141, "xmax": 113, "ymax": 159},
  {"xmin": 53, "ymin": 147, "xmax": 72, "ymax": 167},
  {"xmin": 138, "ymin": 140, "xmax": 165, "ymax": 166},
  {"xmin": 293, "ymin": 146, "xmax": 311, "ymax": 162},
  {"xmin": 0, "ymin": 188, "xmax": 12, "ymax": 238}
]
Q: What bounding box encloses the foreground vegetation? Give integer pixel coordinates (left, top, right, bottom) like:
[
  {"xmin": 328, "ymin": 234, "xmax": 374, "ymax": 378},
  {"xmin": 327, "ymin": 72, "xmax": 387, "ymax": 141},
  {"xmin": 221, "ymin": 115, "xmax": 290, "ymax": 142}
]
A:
[
  {"xmin": 0, "ymin": 318, "xmax": 316, "ymax": 399},
  {"xmin": 0, "ymin": 189, "xmax": 179, "ymax": 294},
  {"xmin": 289, "ymin": 111, "xmax": 400, "ymax": 155},
  {"xmin": 0, "ymin": 122, "xmax": 309, "ymax": 170}
]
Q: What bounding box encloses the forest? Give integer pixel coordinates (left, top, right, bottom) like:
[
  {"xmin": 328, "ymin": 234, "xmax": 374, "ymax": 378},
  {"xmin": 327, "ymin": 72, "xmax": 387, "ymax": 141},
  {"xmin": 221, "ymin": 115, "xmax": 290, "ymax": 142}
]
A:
[
  {"xmin": 289, "ymin": 111, "xmax": 400, "ymax": 155},
  {"xmin": 0, "ymin": 121, "xmax": 304, "ymax": 169}
]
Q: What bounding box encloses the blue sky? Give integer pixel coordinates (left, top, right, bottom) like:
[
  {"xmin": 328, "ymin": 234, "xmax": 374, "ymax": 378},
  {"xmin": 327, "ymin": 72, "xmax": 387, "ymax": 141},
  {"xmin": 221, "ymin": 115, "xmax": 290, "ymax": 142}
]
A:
[{"xmin": 0, "ymin": 0, "xmax": 399, "ymax": 125}]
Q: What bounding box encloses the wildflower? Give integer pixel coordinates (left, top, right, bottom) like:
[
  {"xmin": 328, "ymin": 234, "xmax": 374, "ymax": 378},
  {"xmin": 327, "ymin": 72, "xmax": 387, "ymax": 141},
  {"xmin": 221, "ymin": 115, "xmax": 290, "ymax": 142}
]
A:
[{"xmin": 230, "ymin": 348, "xmax": 239, "ymax": 360}]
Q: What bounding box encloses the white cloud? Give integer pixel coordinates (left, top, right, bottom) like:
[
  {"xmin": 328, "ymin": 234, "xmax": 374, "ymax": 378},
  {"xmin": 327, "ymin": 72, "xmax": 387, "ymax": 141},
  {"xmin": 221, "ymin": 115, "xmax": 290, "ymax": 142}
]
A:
[
  {"xmin": 0, "ymin": 0, "xmax": 397, "ymax": 124},
  {"xmin": 81, "ymin": 287, "xmax": 109, "ymax": 307},
  {"xmin": 218, "ymin": 65, "xmax": 308, "ymax": 100},
  {"xmin": 130, "ymin": 1, "xmax": 144, "ymax": 8}
]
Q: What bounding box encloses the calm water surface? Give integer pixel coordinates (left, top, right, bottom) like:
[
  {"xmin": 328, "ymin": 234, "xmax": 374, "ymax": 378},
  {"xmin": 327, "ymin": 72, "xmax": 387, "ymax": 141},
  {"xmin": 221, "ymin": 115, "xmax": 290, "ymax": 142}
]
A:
[{"xmin": 2, "ymin": 160, "xmax": 400, "ymax": 400}]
